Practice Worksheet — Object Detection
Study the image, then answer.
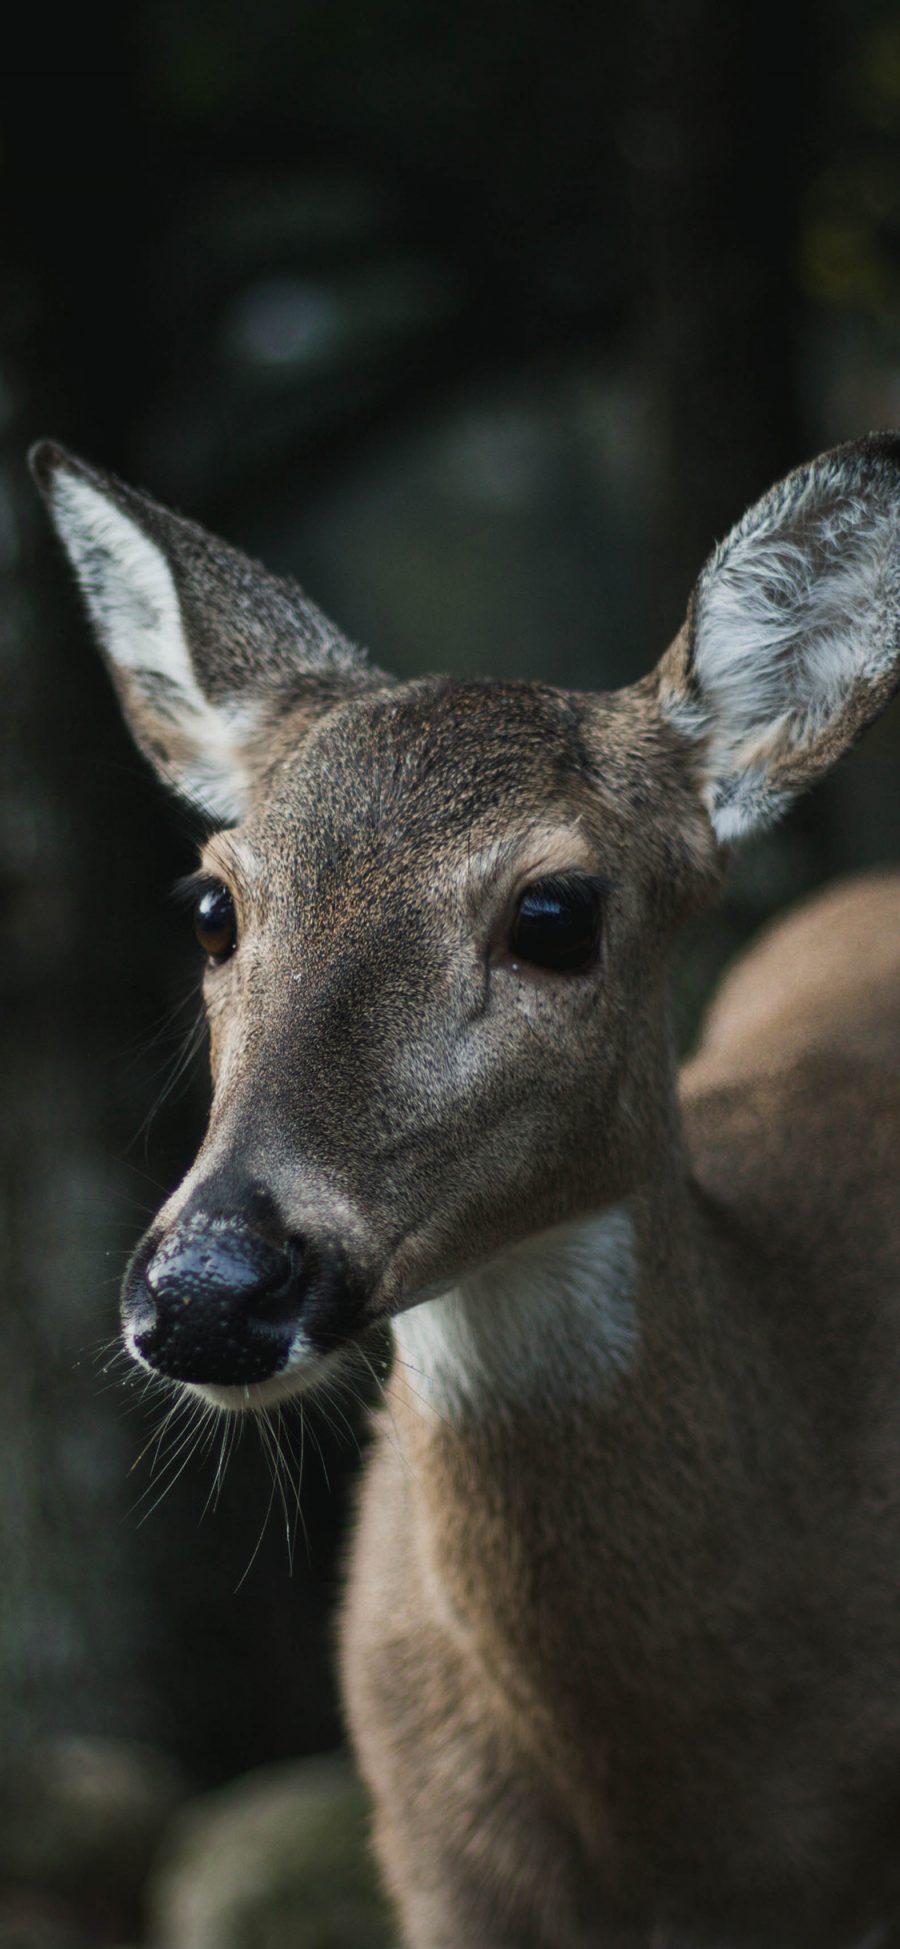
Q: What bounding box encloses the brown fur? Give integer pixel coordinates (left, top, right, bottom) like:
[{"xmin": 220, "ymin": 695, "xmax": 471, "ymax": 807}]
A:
[
  {"xmin": 345, "ymin": 871, "xmax": 900, "ymax": 1947},
  {"xmin": 31, "ymin": 433, "xmax": 900, "ymax": 1946}
]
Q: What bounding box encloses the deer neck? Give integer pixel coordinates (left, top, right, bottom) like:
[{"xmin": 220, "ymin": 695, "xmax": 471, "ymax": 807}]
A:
[
  {"xmin": 385, "ymin": 1098, "xmax": 764, "ymax": 1644},
  {"xmin": 386, "ymin": 1117, "xmax": 765, "ymax": 1757},
  {"xmin": 391, "ymin": 1104, "xmax": 707, "ymax": 1427},
  {"xmin": 392, "ymin": 1197, "xmax": 647, "ymax": 1414}
]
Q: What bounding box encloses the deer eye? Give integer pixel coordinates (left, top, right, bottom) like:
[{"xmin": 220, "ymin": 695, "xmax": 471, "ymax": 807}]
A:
[
  {"xmin": 193, "ymin": 884, "xmax": 236, "ymax": 964},
  {"xmin": 509, "ymin": 875, "xmax": 602, "ymax": 974}
]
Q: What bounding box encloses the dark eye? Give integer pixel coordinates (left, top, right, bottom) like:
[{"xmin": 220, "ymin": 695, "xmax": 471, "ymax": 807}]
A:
[
  {"xmin": 193, "ymin": 884, "xmax": 236, "ymax": 963},
  {"xmin": 508, "ymin": 875, "xmax": 602, "ymax": 974}
]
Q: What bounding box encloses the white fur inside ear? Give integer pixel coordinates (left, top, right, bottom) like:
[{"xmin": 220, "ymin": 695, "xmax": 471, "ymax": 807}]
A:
[
  {"xmin": 49, "ymin": 471, "xmax": 252, "ymax": 820},
  {"xmin": 663, "ymin": 457, "xmax": 900, "ymax": 843}
]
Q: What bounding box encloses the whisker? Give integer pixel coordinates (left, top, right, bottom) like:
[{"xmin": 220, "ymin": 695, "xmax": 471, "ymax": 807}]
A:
[
  {"xmin": 285, "ymin": 1399, "xmax": 311, "ymax": 1564},
  {"xmin": 132, "ymin": 1399, "xmax": 215, "ymax": 1525},
  {"xmin": 255, "ymin": 1406, "xmax": 295, "ymax": 1574},
  {"xmin": 304, "ymin": 1408, "xmax": 332, "ymax": 1492},
  {"xmin": 234, "ymin": 1421, "xmax": 280, "ymax": 1592},
  {"xmin": 201, "ymin": 1408, "xmax": 235, "ymax": 1520},
  {"xmin": 129, "ymin": 1390, "xmax": 195, "ymax": 1485},
  {"xmin": 271, "ymin": 1406, "xmax": 299, "ymax": 1574},
  {"xmin": 392, "ymin": 1356, "xmax": 453, "ymax": 1430},
  {"xmin": 128, "ymin": 1009, "xmax": 208, "ymax": 1156},
  {"xmin": 314, "ymin": 1375, "xmax": 362, "ymax": 1454}
]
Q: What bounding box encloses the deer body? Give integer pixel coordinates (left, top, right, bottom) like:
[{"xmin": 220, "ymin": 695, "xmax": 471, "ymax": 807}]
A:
[
  {"xmin": 32, "ymin": 434, "xmax": 900, "ymax": 1945},
  {"xmin": 344, "ymin": 874, "xmax": 900, "ymax": 1948}
]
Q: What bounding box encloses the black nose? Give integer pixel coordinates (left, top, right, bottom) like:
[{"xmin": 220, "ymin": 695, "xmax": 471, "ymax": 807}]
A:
[{"xmin": 125, "ymin": 1215, "xmax": 301, "ymax": 1385}]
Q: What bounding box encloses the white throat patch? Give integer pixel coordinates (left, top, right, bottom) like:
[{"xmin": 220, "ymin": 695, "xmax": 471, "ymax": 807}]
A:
[{"xmin": 392, "ymin": 1204, "xmax": 639, "ymax": 1415}]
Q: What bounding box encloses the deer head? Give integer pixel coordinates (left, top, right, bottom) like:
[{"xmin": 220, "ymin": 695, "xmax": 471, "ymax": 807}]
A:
[{"xmin": 31, "ymin": 435, "xmax": 900, "ymax": 1408}]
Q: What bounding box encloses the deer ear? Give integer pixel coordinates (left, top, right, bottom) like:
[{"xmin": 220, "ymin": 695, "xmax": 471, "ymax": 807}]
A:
[
  {"xmin": 656, "ymin": 433, "xmax": 900, "ymax": 843},
  {"xmin": 30, "ymin": 442, "xmax": 385, "ymax": 823}
]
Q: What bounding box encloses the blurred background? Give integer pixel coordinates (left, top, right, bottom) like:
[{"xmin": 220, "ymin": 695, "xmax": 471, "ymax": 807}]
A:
[{"xmin": 0, "ymin": 1, "xmax": 898, "ymax": 1943}]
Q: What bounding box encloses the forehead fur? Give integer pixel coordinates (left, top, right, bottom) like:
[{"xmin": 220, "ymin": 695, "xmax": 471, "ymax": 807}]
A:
[
  {"xmin": 253, "ymin": 677, "xmax": 592, "ymax": 842},
  {"xmin": 230, "ymin": 673, "xmax": 715, "ymax": 910}
]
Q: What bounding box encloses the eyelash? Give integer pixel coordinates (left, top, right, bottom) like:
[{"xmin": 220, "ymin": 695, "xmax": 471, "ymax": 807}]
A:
[{"xmin": 173, "ymin": 872, "xmax": 223, "ymax": 910}]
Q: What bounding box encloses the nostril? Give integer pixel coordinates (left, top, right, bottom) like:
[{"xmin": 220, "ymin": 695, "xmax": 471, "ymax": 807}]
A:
[
  {"xmin": 239, "ymin": 1238, "xmax": 305, "ymax": 1326},
  {"xmin": 241, "ymin": 1181, "xmax": 283, "ymax": 1237}
]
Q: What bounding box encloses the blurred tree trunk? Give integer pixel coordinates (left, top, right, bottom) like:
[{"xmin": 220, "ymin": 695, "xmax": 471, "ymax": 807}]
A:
[
  {"xmin": 623, "ymin": 0, "xmax": 813, "ymax": 642},
  {"xmin": 0, "ymin": 46, "xmax": 349, "ymax": 1787},
  {"xmin": 0, "ymin": 326, "xmax": 154, "ymax": 1762}
]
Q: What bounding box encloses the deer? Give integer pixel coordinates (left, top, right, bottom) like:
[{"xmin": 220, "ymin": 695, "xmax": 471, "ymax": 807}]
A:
[{"xmin": 31, "ymin": 431, "xmax": 900, "ymax": 1948}]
